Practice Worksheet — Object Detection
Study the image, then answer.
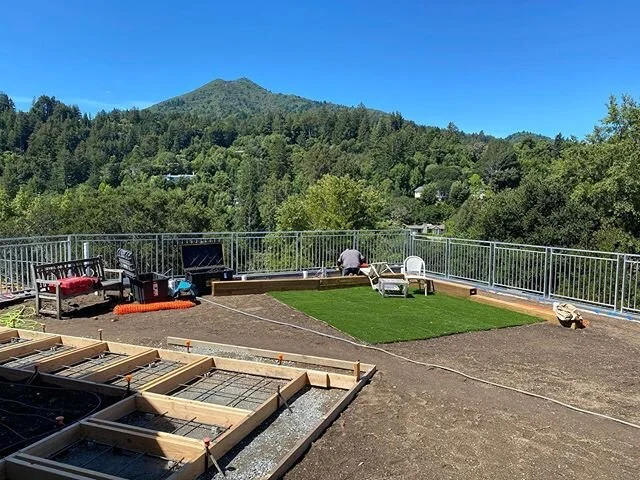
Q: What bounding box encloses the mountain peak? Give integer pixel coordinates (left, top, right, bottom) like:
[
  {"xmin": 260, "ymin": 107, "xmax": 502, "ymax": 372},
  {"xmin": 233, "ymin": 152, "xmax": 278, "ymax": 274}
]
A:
[{"xmin": 148, "ymin": 77, "xmax": 333, "ymax": 118}]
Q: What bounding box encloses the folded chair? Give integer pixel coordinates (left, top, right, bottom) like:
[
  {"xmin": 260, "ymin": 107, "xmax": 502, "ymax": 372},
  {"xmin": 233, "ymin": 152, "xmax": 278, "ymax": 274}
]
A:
[{"xmin": 403, "ymin": 256, "xmax": 434, "ymax": 296}]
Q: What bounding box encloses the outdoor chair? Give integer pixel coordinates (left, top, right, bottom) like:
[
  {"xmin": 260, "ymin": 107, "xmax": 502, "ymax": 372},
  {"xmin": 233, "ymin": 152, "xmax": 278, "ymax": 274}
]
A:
[{"xmin": 403, "ymin": 256, "xmax": 434, "ymax": 296}]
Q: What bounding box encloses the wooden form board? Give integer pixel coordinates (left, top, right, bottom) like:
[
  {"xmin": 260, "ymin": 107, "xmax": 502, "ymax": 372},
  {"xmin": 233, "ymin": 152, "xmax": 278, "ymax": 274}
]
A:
[
  {"xmin": 470, "ymin": 294, "xmax": 557, "ymax": 322},
  {"xmin": 0, "ymin": 330, "xmax": 376, "ymax": 480},
  {"xmin": 167, "ymin": 336, "xmax": 375, "ymax": 373},
  {"xmin": 211, "ymin": 275, "xmax": 378, "ymax": 296},
  {"xmin": 431, "ymin": 279, "xmax": 477, "ymax": 297}
]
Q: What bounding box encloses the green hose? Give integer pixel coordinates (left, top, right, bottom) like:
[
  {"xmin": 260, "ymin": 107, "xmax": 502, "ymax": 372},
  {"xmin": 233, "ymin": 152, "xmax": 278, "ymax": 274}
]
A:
[{"xmin": 0, "ymin": 305, "xmax": 40, "ymax": 330}]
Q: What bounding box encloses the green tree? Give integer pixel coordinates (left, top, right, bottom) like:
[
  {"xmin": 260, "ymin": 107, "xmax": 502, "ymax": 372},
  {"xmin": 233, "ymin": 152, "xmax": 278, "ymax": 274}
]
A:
[{"xmin": 277, "ymin": 175, "xmax": 386, "ymax": 230}]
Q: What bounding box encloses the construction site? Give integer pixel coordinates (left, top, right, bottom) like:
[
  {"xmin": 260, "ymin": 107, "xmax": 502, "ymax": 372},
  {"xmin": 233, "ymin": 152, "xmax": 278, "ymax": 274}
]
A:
[
  {"xmin": 0, "ymin": 327, "xmax": 374, "ymax": 479},
  {"xmin": 0, "ymin": 231, "xmax": 637, "ymax": 479}
]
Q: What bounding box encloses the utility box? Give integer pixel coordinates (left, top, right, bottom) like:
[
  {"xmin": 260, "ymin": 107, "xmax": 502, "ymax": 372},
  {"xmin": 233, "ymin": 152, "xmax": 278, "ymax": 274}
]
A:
[
  {"xmin": 181, "ymin": 243, "xmax": 234, "ymax": 295},
  {"xmin": 116, "ymin": 248, "xmax": 170, "ymax": 303}
]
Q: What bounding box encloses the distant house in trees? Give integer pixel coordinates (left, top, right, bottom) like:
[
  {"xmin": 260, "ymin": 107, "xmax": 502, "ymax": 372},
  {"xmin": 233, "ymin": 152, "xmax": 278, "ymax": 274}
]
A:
[
  {"xmin": 414, "ymin": 186, "xmax": 425, "ymax": 198},
  {"xmin": 163, "ymin": 174, "xmax": 196, "ymax": 183},
  {"xmin": 405, "ymin": 223, "xmax": 446, "ymax": 236}
]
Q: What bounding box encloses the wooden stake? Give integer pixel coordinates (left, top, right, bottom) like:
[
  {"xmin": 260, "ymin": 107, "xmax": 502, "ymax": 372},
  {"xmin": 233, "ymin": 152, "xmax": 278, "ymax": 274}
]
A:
[{"xmin": 353, "ymin": 360, "xmax": 360, "ymax": 380}]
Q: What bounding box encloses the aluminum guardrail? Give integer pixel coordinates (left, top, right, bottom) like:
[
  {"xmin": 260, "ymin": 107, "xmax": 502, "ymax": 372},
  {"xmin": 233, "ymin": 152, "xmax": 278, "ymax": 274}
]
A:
[{"xmin": 0, "ymin": 230, "xmax": 637, "ymax": 317}]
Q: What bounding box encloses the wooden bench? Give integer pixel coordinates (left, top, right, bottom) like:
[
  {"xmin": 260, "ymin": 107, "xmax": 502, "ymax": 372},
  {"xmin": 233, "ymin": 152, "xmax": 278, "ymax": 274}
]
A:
[{"xmin": 31, "ymin": 257, "xmax": 124, "ymax": 319}]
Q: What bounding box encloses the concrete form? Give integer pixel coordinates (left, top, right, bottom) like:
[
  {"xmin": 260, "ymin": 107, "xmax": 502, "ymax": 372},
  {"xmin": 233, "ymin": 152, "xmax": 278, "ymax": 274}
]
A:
[{"xmin": 0, "ymin": 329, "xmax": 375, "ymax": 480}]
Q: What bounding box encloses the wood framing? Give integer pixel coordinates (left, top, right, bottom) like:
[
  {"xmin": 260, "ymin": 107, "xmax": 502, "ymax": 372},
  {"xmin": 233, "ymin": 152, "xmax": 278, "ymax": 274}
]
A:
[
  {"xmin": 0, "ymin": 335, "xmax": 62, "ymax": 362},
  {"xmin": 139, "ymin": 357, "xmax": 214, "ymax": 394},
  {"xmin": 89, "ymin": 392, "xmax": 250, "ymax": 428},
  {"xmin": 78, "ymin": 349, "xmax": 158, "ymax": 383},
  {"xmin": 265, "ymin": 363, "xmax": 377, "ymax": 479},
  {"xmin": 432, "ymin": 278, "xmax": 477, "ymax": 297},
  {"xmin": 211, "ymin": 275, "xmax": 374, "ymax": 296},
  {"xmin": 209, "ymin": 372, "xmax": 308, "ymax": 460},
  {"xmin": 470, "ymin": 293, "xmax": 557, "ymax": 322},
  {"xmin": 167, "ymin": 336, "xmax": 376, "ymax": 372},
  {"xmin": 0, "ymin": 330, "xmax": 376, "ymax": 480},
  {"xmin": 34, "ymin": 342, "xmax": 108, "ymax": 373},
  {"xmin": 211, "ymin": 355, "xmax": 357, "ymax": 389}
]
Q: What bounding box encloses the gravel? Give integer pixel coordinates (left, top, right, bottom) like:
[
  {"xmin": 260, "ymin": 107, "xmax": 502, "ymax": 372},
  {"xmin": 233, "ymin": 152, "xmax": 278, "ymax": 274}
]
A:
[{"xmin": 198, "ymin": 386, "xmax": 343, "ymax": 480}]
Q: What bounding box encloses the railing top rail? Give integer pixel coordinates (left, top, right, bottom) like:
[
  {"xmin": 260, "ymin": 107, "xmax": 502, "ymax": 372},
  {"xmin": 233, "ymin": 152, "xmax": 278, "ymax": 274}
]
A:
[
  {"xmin": 0, "ymin": 235, "xmax": 70, "ymax": 243},
  {"xmin": 413, "ymin": 235, "xmax": 494, "ymax": 246},
  {"xmin": 493, "ymin": 241, "xmax": 548, "ymax": 250},
  {"xmin": 551, "ymin": 247, "xmax": 622, "ymax": 257}
]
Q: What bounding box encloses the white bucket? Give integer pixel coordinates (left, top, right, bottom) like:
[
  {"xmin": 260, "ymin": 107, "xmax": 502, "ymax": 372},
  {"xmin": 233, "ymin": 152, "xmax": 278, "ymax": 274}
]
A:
[
  {"xmin": 241, "ymin": 274, "xmax": 248, "ymax": 281},
  {"xmin": 302, "ymin": 271, "xmax": 309, "ymax": 279}
]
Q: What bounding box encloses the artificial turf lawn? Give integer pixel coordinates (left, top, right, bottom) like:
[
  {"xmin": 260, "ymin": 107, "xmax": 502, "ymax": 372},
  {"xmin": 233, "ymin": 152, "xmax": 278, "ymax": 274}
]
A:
[{"xmin": 269, "ymin": 286, "xmax": 542, "ymax": 344}]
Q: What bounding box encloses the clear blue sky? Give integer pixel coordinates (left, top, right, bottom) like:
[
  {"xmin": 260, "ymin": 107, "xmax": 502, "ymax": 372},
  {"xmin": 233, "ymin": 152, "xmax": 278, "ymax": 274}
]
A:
[{"xmin": 1, "ymin": 0, "xmax": 638, "ymax": 138}]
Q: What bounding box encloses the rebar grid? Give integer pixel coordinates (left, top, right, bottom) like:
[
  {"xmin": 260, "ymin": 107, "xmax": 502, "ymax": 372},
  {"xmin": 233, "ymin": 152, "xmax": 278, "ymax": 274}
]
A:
[
  {"xmin": 118, "ymin": 411, "xmax": 227, "ymax": 440},
  {"xmin": 52, "ymin": 439, "xmax": 183, "ymax": 480},
  {"xmin": 52, "ymin": 352, "xmax": 126, "ymax": 378},
  {"xmin": 1, "ymin": 344, "xmax": 73, "ymax": 368},
  {"xmin": 107, "ymin": 359, "xmax": 183, "ymax": 389},
  {"xmin": 169, "ymin": 369, "xmax": 289, "ymax": 410}
]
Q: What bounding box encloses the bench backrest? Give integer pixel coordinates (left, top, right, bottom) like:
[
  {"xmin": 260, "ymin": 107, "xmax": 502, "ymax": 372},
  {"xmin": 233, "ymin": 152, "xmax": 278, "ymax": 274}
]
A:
[{"xmin": 31, "ymin": 257, "xmax": 106, "ymax": 281}]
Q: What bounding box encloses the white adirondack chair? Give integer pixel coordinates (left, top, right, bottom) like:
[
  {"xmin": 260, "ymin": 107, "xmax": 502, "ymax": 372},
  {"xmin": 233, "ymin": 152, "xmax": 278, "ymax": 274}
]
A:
[{"xmin": 403, "ymin": 256, "xmax": 433, "ymax": 296}]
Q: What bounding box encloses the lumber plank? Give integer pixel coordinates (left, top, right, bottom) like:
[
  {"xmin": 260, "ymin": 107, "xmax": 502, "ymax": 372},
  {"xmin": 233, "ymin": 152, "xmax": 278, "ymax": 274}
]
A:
[
  {"xmin": 0, "ymin": 330, "xmax": 18, "ymax": 343},
  {"xmin": 211, "ymin": 356, "xmax": 355, "ymax": 390},
  {"xmin": 79, "ymin": 421, "xmax": 202, "ymax": 459},
  {"xmin": 431, "ymin": 279, "xmax": 477, "ymax": 297},
  {"xmin": 265, "ymin": 365, "xmax": 377, "ymax": 479},
  {"xmin": 167, "ymin": 336, "xmax": 375, "ymax": 372},
  {"xmin": 154, "ymin": 348, "xmax": 208, "ymax": 364},
  {"xmin": 139, "ymin": 357, "xmax": 214, "ymax": 394},
  {"xmin": 56, "ymin": 335, "xmax": 110, "ymax": 348},
  {"xmin": 0, "ymin": 365, "xmax": 126, "ymax": 397},
  {"xmin": 6, "ymin": 457, "xmax": 104, "ymax": 480},
  {"xmin": 11, "ymin": 454, "xmax": 125, "ymax": 480},
  {"xmin": 212, "ymin": 275, "xmax": 404, "ymax": 296},
  {"xmin": 209, "ymin": 373, "xmax": 308, "ymax": 460},
  {"xmin": 21, "ymin": 424, "xmax": 83, "ymax": 458},
  {"xmin": 14, "ymin": 330, "xmax": 57, "ymax": 340},
  {"xmin": 34, "ymin": 342, "xmax": 108, "ymax": 373},
  {"xmin": 88, "ymin": 396, "xmax": 137, "ymax": 422},
  {"xmin": 137, "ymin": 392, "xmax": 250, "ymax": 426},
  {"xmin": 470, "ymin": 294, "xmax": 557, "ymax": 322},
  {"xmin": 83, "ymin": 418, "xmax": 204, "ymax": 449},
  {"xmin": 102, "ymin": 341, "xmax": 156, "ymax": 356},
  {"xmin": 0, "ymin": 335, "xmax": 62, "ymax": 362},
  {"xmin": 79, "ymin": 349, "xmax": 158, "ymax": 384}
]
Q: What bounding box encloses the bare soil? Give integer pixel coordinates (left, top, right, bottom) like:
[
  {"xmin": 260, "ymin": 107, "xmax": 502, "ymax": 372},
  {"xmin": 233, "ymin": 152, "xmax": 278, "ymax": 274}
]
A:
[{"xmin": 40, "ymin": 293, "xmax": 640, "ymax": 480}]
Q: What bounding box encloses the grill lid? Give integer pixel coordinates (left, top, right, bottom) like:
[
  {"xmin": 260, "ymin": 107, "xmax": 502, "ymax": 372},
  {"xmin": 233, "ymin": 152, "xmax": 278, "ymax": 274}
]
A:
[{"xmin": 181, "ymin": 243, "xmax": 226, "ymax": 270}]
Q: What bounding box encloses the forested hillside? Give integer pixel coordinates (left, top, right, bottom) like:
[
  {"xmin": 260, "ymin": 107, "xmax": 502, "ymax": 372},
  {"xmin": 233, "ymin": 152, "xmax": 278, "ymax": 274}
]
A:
[
  {"xmin": 149, "ymin": 78, "xmax": 344, "ymax": 118},
  {"xmin": 0, "ymin": 83, "xmax": 638, "ymax": 253}
]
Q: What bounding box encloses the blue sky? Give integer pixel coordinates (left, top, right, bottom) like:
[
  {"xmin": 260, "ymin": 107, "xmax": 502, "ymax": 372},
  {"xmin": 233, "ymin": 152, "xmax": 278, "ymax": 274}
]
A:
[{"xmin": 1, "ymin": 0, "xmax": 638, "ymax": 138}]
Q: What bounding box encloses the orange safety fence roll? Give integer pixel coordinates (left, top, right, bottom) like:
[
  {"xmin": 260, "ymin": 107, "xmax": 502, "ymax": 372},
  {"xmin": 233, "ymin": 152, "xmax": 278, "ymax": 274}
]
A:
[{"xmin": 113, "ymin": 300, "xmax": 195, "ymax": 315}]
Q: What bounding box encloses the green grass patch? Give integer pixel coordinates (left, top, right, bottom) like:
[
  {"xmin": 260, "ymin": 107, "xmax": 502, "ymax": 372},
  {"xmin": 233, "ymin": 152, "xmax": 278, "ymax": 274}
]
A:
[{"xmin": 269, "ymin": 286, "xmax": 542, "ymax": 344}]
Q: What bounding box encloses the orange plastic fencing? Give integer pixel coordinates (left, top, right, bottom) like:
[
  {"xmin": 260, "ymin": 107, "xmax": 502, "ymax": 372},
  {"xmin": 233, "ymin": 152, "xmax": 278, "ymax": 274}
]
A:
[{"xmin": 113, "ymin": 300, "xmax": 195, "ymax": 315}]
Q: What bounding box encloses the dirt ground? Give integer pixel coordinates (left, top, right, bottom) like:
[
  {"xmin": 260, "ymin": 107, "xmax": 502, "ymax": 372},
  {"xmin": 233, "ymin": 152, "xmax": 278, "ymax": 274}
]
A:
[{"xmin": 37, "ymin": 293, "xmax": 640, "ymax": 480}]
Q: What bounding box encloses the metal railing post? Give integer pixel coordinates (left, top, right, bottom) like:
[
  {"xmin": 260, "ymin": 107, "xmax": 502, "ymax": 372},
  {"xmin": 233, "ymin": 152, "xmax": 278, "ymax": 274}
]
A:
[
  {"xmin": 295, "ymin": 231, "xmax": 300, "ymax": 272},
  {"xmin": 489, "ymin": 242, "xmax": 495, "ymax": 286},
  {"xmin": 66, "ymin": 235, "xmax": 73, "ymax": 261},
  {"xmin": 155, "ymin": 234, "xmax": 160, "ymax": 273},
  {"xmin": 445, "ymin": 238, "xmax": 450, "ymax": 279},
  {"xmin": 543, "ymin": 247, "xmax": 550, "ymax": 297},
  {"xmin": 618, "ymin": 254, "xmax": 625, "ymax": 312},
  {"xmin": 547, "ymin": 248, "xmax": 554, "ymax": 299}
]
